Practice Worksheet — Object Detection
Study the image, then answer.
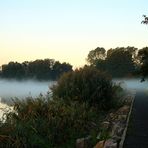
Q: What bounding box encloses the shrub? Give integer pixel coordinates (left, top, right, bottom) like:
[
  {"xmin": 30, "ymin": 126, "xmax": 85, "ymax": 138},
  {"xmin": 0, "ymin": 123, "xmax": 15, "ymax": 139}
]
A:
[
  {"xmin": 0, "ymin": 97, "xmax": 100, "ymax": 148},
  {"xmin": 52, "ymin": 66, "xmax": 120, "ymax": 110}
]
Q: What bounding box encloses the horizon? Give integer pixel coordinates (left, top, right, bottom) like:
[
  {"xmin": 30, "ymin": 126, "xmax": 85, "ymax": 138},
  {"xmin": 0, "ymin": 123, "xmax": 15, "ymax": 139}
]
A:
[{"xmin": 0, "ymin": 0, "xmax": 148, "ymax": 68}]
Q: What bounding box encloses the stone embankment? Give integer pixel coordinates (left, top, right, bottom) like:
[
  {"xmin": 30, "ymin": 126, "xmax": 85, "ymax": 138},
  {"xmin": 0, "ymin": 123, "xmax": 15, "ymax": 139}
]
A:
[{"xmin": 76, "ymin": 90, "xmax": 136, "ymax": 148}]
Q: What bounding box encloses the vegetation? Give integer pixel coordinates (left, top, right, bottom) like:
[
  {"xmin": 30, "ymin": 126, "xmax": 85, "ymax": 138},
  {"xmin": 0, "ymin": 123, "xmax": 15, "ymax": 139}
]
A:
[
  {"xmin": 52, "ymin": 66, "xmax": 122, "ymax": 110},
  {"xmin": 0, "ymin": 46, "xmax": 148, "ymax": 80},
  {"xmin": 0, "ymin": 59, "xmax": 72, "ymax": 80},
  {"xmin": 140, "ymin": 16, "xmax": 148, "ymax": 80},
  {"xmin": 141, "ymin": 15, "xmax": 148, "ymax": 24},
  {"xmin": 1, "ymin": 14, "xmax": 148, "ymax": 148},
  {"xmin": 1, "ymin": 44, "xmax": 148, "ymax": 147},
  {"xmin": 137, "ymin": 47, "xmax": 148, "ymax": 80},
  {"xmin": 0, "ymin": 66, "xmax": 124, "ymax": 147},
  {"xmin": 0, "ymin": 97, "xmax": 101, "ymax": 148},
  {"xmin": 87, "ymin": 46, "xmax": 137, "ymax": 78}
]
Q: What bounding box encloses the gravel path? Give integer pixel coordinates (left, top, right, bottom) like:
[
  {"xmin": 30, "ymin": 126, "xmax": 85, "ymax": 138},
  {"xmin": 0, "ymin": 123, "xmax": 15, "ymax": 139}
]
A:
[{"xmin": 123, "ymin": 91, "xmax": 148, "ymax": 148}]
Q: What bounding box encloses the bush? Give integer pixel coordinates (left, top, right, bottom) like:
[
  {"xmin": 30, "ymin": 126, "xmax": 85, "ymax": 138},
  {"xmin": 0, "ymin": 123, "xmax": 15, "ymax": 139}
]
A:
[
  {"xmin": 52, "ymin": 66, "xmax": 120, "ymax": 110},
  {"xmin": 0, "ymin": 97, "xmax": 100, "ymax": 148}
]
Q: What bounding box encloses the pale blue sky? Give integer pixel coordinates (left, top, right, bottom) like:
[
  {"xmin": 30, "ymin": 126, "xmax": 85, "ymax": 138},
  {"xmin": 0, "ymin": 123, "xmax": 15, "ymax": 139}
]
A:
[{"xmin": 0, "ymin": 0, "xmax": 148, "ymax": 67}]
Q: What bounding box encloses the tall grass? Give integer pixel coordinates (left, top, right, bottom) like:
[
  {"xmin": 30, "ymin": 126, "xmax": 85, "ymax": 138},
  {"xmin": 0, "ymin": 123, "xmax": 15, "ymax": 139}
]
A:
[{"xmin": 0, "ymin": 97, "xmax": 102, "ymax": 147}]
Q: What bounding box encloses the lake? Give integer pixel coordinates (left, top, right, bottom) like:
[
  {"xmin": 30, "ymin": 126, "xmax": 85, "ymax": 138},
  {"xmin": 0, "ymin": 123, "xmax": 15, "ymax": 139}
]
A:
[{"xmin": 0, "ymin": 79, "xmax": 55, "ymax": 102}]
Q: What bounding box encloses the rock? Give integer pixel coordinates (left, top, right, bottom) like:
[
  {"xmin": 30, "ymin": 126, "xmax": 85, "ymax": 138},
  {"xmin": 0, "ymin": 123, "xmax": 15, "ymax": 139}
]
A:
[
  {"xmin": 108, "ymin": 113, "xmax": 118, "ymax": 121},
  {"xmin": 117, "ymin": 115, "xmax": 127, "ymax": 123},
  {"xmin": 76, "ymin": 136, "xmax": 91, "ymax": 148},
  {"xmin": 104, "ymin": 139, "xmax": 117, "ymax": 148},
  {"xmin": 117, "ymin": 105, "xmax": 130, "ymax": 115},
  {"xmin": 111, "ymin": 123, "xmax": 124, "ymax": 137},
  {"xmin": 125, "ymin": 95, "xmax": 133, "ymax": 103},
  {"xmin": 94, "ymin": 140, "xmax": 105, "ymax": 148}
]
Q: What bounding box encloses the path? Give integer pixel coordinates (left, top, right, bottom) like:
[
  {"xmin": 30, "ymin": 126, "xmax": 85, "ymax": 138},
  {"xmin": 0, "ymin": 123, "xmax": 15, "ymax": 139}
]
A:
[{"xmin": 123, "ymin": 91, "xmax": 148, "ymax": 148}]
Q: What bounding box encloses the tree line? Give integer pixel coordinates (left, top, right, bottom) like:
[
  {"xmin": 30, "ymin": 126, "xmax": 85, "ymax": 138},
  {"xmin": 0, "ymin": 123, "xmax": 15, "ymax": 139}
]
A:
[
  {"xmin": 86, "ymin": 46, "xmax": 148, "ymax": 79},
  {"xmin": 0, "ymin": 46, "xmax": 148, "ymax": 80},
  {"xmin": 0, "ymin": 59, "xmax": 72, "ymax": 80}
]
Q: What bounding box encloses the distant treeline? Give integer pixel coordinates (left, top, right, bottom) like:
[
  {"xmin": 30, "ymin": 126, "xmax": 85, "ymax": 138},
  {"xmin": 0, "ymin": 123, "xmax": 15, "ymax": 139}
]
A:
[
  {"xmin": 0, "ymin": 46, "xmax": 147, "ymax": 80},
  {"xmin": 0, "ymin": 59, "xmax": 72, "ymax": 80}
]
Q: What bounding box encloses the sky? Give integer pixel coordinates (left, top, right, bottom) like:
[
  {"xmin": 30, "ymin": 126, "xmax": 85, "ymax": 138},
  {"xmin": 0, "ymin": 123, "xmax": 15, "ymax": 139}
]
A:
[{"xmin": 0, "ymin": 0, "xmax": 148, "ymax": 68}]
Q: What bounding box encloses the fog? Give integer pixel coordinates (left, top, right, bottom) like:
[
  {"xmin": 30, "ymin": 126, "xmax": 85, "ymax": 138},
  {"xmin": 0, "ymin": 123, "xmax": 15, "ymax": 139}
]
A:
[
  {"xmin": 0, "ymin": 78, "xmax": 147, "ymax": 102},
  {"xmin": 0, "ymin": 79, "xmax": 55, "ymax": 103},
  {"xmin": 114, "ymin": 79, "xmax": 148, "ymax": 91},
  {"xmin": 0, "ymin": 78, "xmax": 148, "ymax": 119}
]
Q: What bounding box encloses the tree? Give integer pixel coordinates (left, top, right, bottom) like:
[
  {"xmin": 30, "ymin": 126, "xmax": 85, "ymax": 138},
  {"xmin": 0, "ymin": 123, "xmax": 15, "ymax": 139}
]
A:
[
  {"xmin": 139, "ymin": 16, "xmax": 148, "ymax": 80},
  {"xmin": 27, "ymin": 59, "xmax": 55, "ymax": 79},
  {"xmin": 1, "ymin": 59, "xmax": 73, "ymax": 80},
  {"xmin": 87, "ymin": 47, "xmax": 136, "ymax": 78},
  {"xmin": 137, "ymin": 47, "xmax": 148, "ymax": 79},
  {"xmin": 141, "ymin": 15, "xmax": 148, "ymax": 24},
  {"xmin": 51, "ymin": 61, "xmax": 73, "ymax": 79},
  {"xmin": 106, "ymin": 47, "xmax": 136, "ymax": 77},
  {"xmin": 86, "ymin": 47, "xmax": 107, "ymax": 72},
  {"xmin": 2, "ymin": 62, "xmax": 25, "ymax": 79},
  {"xmin": 87, "ymin": 47, "xmax": 106, "ymax": 66}
]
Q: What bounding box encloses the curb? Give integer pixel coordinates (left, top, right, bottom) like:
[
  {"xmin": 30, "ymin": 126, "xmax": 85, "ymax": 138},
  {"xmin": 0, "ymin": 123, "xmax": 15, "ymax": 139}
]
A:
[{"xmin": 119, "ymin": 90, "xmax": 136, "ymax": 148}]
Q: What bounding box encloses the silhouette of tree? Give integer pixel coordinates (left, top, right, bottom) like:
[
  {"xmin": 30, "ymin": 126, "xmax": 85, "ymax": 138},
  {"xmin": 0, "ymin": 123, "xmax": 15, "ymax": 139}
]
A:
[
  {"xmin": 87, "ymin": 47, "xmax": 136, "ymax": 77},
  {"xmin": 106, "ymin": 47, "xmax": 135, "ymax": 77},
  {"xmin": 87, "ymin": 47, "xmax": 106, "ymax": 65},
  {"xmin": 1, "ymin": 59, "xmax": 72, "ymax": 80},
  {"xmin": 2, "ymin": 62, "xmax": 25, "ymax": 79},
  {"xmin": 138, "ymin": 47, "xmax": 148, "ymax": 80},
  {"xmin": 141, "ymin": 15, "xmax": 148, "ymax": 24}
]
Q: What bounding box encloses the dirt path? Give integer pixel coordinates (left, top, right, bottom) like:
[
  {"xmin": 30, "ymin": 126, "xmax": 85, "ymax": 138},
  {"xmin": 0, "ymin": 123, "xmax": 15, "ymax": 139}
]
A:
[{"xmin": 123, "ymin": 91, "xmax": 148, "ymax": 148}]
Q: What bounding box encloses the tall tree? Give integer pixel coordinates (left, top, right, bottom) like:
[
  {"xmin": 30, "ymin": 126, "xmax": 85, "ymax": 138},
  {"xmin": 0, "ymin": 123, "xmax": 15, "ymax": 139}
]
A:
[
  {"xmin": 86, "ymin": 47, "xmax": 107, "ymax": 72},
  {"xmin": 106, "ymin": 48, "xmax": 135, "ymax": 77},
  {"xmin": 139, "ymin": 15, "xmax": 148, "ymax": 80}
]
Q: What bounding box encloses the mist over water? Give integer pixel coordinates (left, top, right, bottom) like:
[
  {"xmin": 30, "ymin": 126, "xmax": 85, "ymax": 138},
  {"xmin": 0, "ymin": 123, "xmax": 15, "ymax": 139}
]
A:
[
  {"xmin": 0, "ymin": 79, "xmax": 55, "ymax": 103},
  {"xmin": 0, "ymin": 78, "xmax": 147, "ymax": 100},
  {"xmin": 114, "ymin": 79, "xmax": 148, "ymax": 91},
  {"xmin": 0, "ymin": 78, "xmax": 148, "ymax": 119},
  {"xmin": 0, "ymin": 78, "xmax": 147, "ymax": 102}
]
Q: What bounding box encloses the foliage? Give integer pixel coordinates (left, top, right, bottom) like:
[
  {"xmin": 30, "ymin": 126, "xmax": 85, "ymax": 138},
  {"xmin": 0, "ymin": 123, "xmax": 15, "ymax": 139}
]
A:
[
  {"xmin": 52, "ymin": 66, "xmax": 121, "ymax": 110},
  {"xmin": 87, "ymin": 47, "xmax": 106, "ymax": 66},
  {"xmin": 0, "ymin": 97, "xmax": 101, "ymax": 148},
  {"xmin": 137, "ymin": 47, "xmax": 148, "ymax": 79},
  {"xmin": 106, "ymin": 47, "xmax": 136, "ymax": 77},
  {"xmin": 0, "ymin": 65, "xmax": 124, "ymax": 147},
  {"xmin": 141, "ymin": 15, "xmax": 148, "ymax": 24},
  {"xmin": 1, "ymin": 59, "xmax": 72, "ymax": 80},
  {"xmin": 87, "ymin": 46, "xmax": 137, "ymax": 78}
]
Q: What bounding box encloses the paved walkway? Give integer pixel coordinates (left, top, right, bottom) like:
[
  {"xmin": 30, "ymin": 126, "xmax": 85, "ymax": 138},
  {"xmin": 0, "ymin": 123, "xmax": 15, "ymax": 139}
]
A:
[{"xmin": 123, "ymin": 91, "xmax": 148, "ymax": 148}]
